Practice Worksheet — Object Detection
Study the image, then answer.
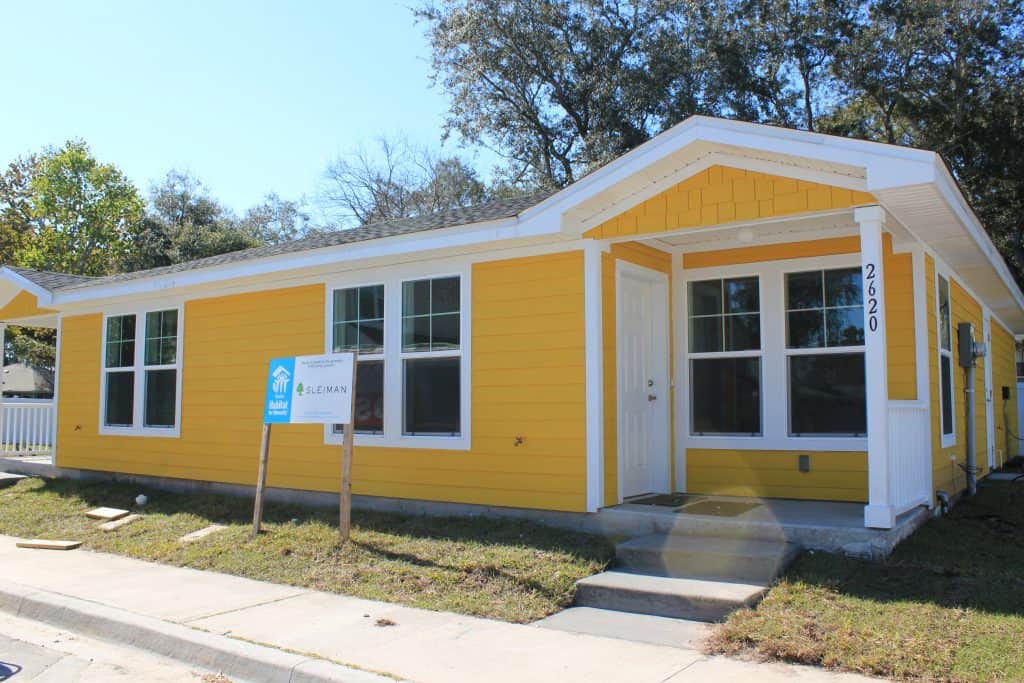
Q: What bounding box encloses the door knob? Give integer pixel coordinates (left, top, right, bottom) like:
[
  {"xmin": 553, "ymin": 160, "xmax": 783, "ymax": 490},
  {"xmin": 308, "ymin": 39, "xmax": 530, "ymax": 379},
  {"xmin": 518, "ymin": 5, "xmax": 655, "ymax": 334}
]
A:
[{"xmin": 647, "ymin": 394, "xmax": 657, "ymax": 402}]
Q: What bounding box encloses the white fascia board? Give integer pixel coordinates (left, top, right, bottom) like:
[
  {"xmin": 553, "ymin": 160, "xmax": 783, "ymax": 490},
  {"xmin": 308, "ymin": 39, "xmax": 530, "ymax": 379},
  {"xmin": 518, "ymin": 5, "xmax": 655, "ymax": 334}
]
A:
[
  {"xmin": 52, "ymin": 215, "xmax": 564, "ymax": 305},
  {"xmin": 0, "ymin": 267, "xmax": 55, "ymax": 304}
]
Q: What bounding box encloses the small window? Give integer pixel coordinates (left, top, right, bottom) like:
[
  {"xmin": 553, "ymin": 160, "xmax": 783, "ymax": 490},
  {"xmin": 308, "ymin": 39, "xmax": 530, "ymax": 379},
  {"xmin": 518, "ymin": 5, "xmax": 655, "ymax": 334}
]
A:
[
  {"xmin": 789, "ymin": 353, "xmax": 866, "ymax": 436},
  {"xmin": 402, "ymin": 276, "xmax": 461, "ymax": 436},
  {"xmin": 103, "ymin": 309, "xmax": 180, "ymax": 432},
  {"xmin": 938, "ymin": 276, "xmax": 955, "ymax": 437},
  {"xmin": 688, "ymin": 277, "xmax": 762, "ymax": 436},
  {"xmin": 332, "ymin": 285, "xmax": 385, "ymax": 435},
  {"xmin": 786, "ymin": 268, "xmax": 864, "ymax": 348}
]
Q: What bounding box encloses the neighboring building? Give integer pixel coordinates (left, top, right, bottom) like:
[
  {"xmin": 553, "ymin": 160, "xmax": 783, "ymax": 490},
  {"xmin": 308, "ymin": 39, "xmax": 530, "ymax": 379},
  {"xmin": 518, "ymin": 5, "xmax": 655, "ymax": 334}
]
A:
[
  {"xmin": 0, "ymin": 117, "xmax": 1019, "ymax": 529},
  {"xmin": 1, "ymin": 362, "xmax": 54, "ymax": 398}
]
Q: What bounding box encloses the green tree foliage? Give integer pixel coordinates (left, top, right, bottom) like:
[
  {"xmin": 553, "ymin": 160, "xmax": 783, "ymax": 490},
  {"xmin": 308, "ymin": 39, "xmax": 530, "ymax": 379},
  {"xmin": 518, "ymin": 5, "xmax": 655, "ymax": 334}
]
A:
[
  {"xmin": 13, "ymin": 140, "xmax": 144, "ymax": 276},
  {"xmin": 419, "ymin": 0, "xmax": 1024, "ymax": 281}
]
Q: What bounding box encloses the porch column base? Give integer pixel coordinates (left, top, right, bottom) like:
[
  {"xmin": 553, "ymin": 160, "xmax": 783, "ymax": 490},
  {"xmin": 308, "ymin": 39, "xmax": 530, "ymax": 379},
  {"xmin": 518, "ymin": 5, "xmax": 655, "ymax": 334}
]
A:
[{"xmin": 864, "ymin": 504, "xmax": 895, "ymax": 529}]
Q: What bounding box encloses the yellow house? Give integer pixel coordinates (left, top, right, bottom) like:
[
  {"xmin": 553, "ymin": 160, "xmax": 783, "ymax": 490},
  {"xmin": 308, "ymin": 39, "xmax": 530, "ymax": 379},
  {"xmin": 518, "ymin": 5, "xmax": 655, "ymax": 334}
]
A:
[{"xmin": 1, "ymin": 117, "xmax": 1020, "ymax": 531}]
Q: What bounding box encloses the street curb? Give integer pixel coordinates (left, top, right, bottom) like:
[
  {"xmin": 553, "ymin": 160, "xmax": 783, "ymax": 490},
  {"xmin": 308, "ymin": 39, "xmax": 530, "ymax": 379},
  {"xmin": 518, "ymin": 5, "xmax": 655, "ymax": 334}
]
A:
[{"xmin": 0, "ymin": 581, "xmax": 400, "ymax": 683}]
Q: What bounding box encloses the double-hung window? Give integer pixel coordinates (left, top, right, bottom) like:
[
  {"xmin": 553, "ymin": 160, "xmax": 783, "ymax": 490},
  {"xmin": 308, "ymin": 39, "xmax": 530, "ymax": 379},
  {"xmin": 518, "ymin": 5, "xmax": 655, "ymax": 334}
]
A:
[
  {"xmin": 102, "ymin": 308, "xmax": 181, "ymax": 434},
  {"xmin": 687, "ymin": 277, "xmax": 762, "ymax": 435},
  {"xmin": 937, "ymin": 275, "xmax": 955, "ymax": 440},
  {"xmin": 327, "ymin": 273, "xmax": 466, "ymax": 447},
  {"xmin": 785, "ymin": 268, "xmax": 866, "ymax": 436},
  {"xmin": 331, "ymin": 285, "xmax": 385, "ymax": 434}
]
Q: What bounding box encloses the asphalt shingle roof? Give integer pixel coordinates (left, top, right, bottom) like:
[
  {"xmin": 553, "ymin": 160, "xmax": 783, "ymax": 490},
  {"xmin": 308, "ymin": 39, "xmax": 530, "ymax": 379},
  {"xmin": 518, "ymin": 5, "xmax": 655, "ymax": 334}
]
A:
[{"xmin": 6, "ymin": 192, "xmax": 552, "ymax": 294}]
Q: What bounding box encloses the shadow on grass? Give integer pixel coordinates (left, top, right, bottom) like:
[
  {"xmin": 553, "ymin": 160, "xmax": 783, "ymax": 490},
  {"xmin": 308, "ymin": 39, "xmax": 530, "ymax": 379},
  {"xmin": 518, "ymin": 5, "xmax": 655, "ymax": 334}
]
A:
[
  {"xmin": 782, "ymin": 481, "xmax": 1024, "ymax": 619},
  {"xmin": 19, "ymin": 477, "xmax": 614, "ymax": 564}
]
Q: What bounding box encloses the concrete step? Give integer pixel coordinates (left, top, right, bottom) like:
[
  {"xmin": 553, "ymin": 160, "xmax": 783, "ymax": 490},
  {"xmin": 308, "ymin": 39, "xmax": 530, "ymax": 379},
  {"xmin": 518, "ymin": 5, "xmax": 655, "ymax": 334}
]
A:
[
  {"xmin": 573, "ymin": 570, "xmax": 767, "ymax": 621},
  {"xmin": 615, "ymin": 534, "xmax": 800, "ymax": 584},
  {"xmin": 534, "ymin": 606, "xmax": 712, "ymax": 649}
]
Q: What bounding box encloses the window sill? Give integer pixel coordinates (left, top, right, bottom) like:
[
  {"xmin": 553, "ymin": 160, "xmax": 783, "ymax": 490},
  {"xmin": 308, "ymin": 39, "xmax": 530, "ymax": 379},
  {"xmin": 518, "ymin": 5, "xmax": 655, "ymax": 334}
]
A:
[
  {"xmin": 99, "ymin": 426, "xmax": 181, "ymax": 438},
  {"xmin": 323, "ymin": 428, "xmax": 469, "ymax": 451},
  {"xmin": 940, "ymin": 434, "xmax": 957, "ymax": 449},
  {"xmin": 686, "ymin": 435, "xmax": 868, "ymax": 452}
]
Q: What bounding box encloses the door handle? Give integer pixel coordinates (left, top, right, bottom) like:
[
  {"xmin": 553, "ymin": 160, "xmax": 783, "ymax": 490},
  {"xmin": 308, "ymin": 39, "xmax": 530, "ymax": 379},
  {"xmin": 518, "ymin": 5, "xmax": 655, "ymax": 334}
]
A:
[{"xmin": 647, "ymin": 394, "xmax": 657, "ymax": 402}]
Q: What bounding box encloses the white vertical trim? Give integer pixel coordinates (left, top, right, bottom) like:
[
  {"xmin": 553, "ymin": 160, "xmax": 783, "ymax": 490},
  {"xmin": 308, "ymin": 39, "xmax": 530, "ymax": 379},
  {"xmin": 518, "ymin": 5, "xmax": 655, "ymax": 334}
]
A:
[
  {"xmin": 672, "ymin": 253, "xmax": 687, "ymax": 491},
  {"xmin": 857, "ymin": 205, "xmax": 895, "ymax": 529},
  {"xmin": 51, "ymin": 316, "xmax": 61, "ymax": 465},
  {"xmin": 911, "ymin": 247, "xmax": 934, "ymax": 505},
  {"xmin": 983, "ymin": 311, "xmax": 996, "ymax": 469},
  {"xmin": 584, "ymin": 242, "xmax": 605, "ymax": 512}
]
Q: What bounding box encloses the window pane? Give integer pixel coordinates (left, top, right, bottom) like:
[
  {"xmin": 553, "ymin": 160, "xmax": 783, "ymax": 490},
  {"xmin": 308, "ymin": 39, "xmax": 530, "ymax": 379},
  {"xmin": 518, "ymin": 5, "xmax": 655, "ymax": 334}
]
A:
[
  {"xmin": 725, "ymin": 314, "xmax": 760, "ymax": 351},
  {"xmin": 431, "ymin": 277, "xmax": 460, "ymax": 314},
  {"xmin": 826, "ymin": 307, "xmax": 865, "ymax": 347},
  {"xmin": 355, "ymin": 360, "xmax": 384, "ymax": 434},
  {"xmin": 789, "ymin": 353, "xmax": 866, "ymax": 435},
  {"xmin": 939, "ymin": 277, "xmax": 951, "ymax": 351},
  {"xmin": 333, "ymin": 321, "xmax": 358, "ymax": 352},
  {"xmin": 144, "ymin": 310, "xmax": 177, "ymax": 365},
  {"xmin": 431, "ymin": 312, "xmax": 460, "ymax": 349},
  {"xmin": 104, "ymin": 371, "xmax": 134, "ymax": 426},
  {"xmin": 825, "ymin": 268, "xmax": 862, "ymax": 307},
  {"xmin": 787, "ymin": 310, "xmax": 824, "ymax": 348},
  {"xmin": 725, "ymin": 277, "xmax": 759, "ymax": 314},
  {"xmin": 404, "ymin": 358, "xmax": 460, "ymax": 435},
  {"xmin": 144, "ymin": 369, "xmax": 176, "ymax": 428},
  {"xmin": 941, "ymin": 355, "xmax": 954, "ymax": 435},
  {"xmin": 403, "ymin": 280, "xmax": 431, "ymax": 317},
  {"xmin": 359, "ymin": 285, "xmax": 385, "ymax": 319},
  {"xmin": 787, "ymin": 271, "xmax": 823, "ymax": 310},
  {"xmin": 402, "ymin": 316, "xmax": 431, "ymax": 352},
  {"xmin": 105, "ymin": 315, "xmax": 135, "ymax": 368},
  {"xmin": 359, "ymin": 318, "xmax": 384, "ymax": 353},
  {"xmin": 688, "ymin": 280, "xmax": 722, "ymax": 316},
  {"xmin": 334, "ymin": 288, "xmax": 358, "ymax": 322},
  {"xmin": 690, "ymin": 358, "xmax": 761, "ymax": 435},
  {"xmin": 689, "ymin": 316, "xmax": 723, "ymax": 353}
]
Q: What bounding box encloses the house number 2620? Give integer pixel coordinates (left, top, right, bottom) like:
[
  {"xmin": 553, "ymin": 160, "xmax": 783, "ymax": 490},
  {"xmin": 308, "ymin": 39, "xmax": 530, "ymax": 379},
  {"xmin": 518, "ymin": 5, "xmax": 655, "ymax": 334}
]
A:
[{"xmin": 864, "ymin": 263, "xmax": 879, "ymax": 332}]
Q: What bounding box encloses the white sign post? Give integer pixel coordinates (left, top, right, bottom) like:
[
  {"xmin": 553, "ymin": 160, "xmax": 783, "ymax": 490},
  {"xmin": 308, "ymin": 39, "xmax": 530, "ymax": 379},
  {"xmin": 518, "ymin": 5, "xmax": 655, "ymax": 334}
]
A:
[{"xmin": 254, "ymin": 353, "xmax": 357, "ymax": 541}]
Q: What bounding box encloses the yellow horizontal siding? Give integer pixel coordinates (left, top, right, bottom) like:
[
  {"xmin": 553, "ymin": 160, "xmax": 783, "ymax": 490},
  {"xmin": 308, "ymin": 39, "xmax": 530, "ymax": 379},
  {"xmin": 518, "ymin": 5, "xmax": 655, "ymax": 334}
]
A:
[
  {"xmin": 991, "ymin": 319, "xmax": 1018, "ymax": 468},
  {"xmin": 585, "ymin": 165, "xmax": 875, "ymax": 239},
  {"xmin": 687, "ymin": 449, "xmax": 868, "ymax": 502},
  {"xmin": 883, "ymin": 236, "xmax": 917, "ymax": 400},
  {"xmin": 56, "ymin": 253, "xmax": 589, "ymax": 512}
]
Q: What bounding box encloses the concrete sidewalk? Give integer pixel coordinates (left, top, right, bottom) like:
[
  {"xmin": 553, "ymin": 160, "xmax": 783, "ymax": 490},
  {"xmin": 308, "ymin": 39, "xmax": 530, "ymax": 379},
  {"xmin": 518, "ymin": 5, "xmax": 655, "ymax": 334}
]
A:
[{"xmin": 0, "ymin": 535, "xmax": 874, "ymax": 683}]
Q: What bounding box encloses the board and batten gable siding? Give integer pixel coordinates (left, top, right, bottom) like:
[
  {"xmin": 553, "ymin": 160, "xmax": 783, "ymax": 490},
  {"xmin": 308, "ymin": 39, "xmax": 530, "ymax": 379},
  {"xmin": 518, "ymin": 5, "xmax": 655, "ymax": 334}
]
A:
[
  {"xmin": 584, "ymin": 165, "xmax": 875, "ymax": 239},
  {"xmin": 56, "ymin": 251, "xmax": 588, "ymax": 512},
  {"xmin": 601, "ymin": 241, "xmax": 674, "ymax": 505}
]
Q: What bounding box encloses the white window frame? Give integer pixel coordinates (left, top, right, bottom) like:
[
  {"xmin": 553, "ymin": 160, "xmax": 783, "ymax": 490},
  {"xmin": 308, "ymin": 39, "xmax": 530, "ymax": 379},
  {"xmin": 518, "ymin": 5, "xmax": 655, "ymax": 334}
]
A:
[
  {"xmin": 680, "ymin": 254, "xmax": 867, "ymax": 452},
  {"xmin": 783, "ymin": 267, "xmax": 867, "ymax": 438},
  {"xmin": 936, "ymin": 272, "xmax": 956, "ymax": 447},
  {"xmin": 323, "ymin": 264, "xmax": 471, "ymax": 450},
  {"xmin": 99, "ymin": 305, "xmax": 184, "ymax": 437},
  {"xmin": 686, "ymin": 275, "xmax": 765, "ymax": 437},
  {"xmin": 328, "ymin": 281, "xmax": 386, "ymax": 438}
]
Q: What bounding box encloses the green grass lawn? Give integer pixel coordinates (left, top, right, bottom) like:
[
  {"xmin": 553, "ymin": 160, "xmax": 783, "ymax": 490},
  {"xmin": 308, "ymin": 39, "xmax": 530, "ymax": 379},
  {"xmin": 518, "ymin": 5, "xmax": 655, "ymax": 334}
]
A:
[
  {"xmin": 710, "ymin": 481, "xmax": 1024, "ymax": 682},
  {"xmin": 0, "ymin": 477, "xmax": 612, "ymax": 623}
]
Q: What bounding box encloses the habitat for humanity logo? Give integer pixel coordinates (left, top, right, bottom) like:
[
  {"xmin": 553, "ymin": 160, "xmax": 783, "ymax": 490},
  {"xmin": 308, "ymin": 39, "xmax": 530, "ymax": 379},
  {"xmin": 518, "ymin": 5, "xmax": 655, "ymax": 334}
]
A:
[{"xmin": 272, "ymin": 365, "xmax": 291, "ymax": 393}]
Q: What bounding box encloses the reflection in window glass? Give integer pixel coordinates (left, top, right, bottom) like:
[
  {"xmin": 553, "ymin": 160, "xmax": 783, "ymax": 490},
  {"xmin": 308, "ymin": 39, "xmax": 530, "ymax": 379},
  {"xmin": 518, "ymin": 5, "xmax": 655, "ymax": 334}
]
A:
[
  {"xmin": 786, "ymin": 268, "xmax": 864, "ymax": 348},
  {"xmin": 687, "ymin": 277, "xmax": 760, "ymax": 353},
  {"xmin": 691, "ymin": 357, "xmax": 761, "ymax": 435},
  {"xmin": 404, "ymin": 357, "xmax": 460, "ymax": 435},
  {"xmin": 789, "ymin": 353, "xmax": 866, "ymax": 435}
]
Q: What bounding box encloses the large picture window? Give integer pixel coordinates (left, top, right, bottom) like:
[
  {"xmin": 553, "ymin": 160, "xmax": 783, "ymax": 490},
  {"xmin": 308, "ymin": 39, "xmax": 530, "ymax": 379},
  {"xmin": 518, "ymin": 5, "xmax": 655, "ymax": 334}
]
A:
[
  {"xmin": 327, "ymin": 273, "xmax": 466, "ymax": 447},
  {"xmin": 102, "ymin": 308, "xmax": 180, "ymax": 434},
  {"xmin": 785, "ymin": 268, "xmax": 866, "ymax": 436},
  {"xmin": 938, "ymin": 275, "xmax": 955, "ymax": 438},
  {"xmin": 688, "ymin": 277, "xmax": 762, "ymax": 435}
]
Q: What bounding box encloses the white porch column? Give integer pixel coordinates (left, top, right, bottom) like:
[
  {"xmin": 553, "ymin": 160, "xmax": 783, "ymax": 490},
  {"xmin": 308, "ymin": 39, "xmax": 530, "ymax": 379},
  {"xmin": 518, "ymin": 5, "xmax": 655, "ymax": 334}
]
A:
[
  {"xmin": 857, "ymin": 206, "xmax": 895, "ymax": 529},
  {"xmin": 583, "ymin": 242, "xmax": 605, "ymax": 513}
]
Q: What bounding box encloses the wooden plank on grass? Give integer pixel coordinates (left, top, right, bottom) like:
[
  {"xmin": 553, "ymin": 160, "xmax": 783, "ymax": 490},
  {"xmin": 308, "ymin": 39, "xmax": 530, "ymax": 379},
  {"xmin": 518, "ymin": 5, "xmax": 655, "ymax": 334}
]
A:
[
  {"xmin": 16, "ymin": 539, "xmax": 82, "ymax": 550},
  {"xmin": 99, "ymin": 514, "xmax": 141, "ymax": 532},
  {"xmin": 86, "ymin": 507, "xmax": 130, "ymax": 521}
]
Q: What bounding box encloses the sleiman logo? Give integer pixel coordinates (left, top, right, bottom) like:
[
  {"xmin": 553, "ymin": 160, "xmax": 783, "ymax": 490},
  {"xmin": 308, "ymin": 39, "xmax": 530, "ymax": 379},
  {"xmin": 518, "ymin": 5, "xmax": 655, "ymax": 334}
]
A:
[{"xmin": 271, "ymin": 365, "xmax": 291, "ymax": 393}]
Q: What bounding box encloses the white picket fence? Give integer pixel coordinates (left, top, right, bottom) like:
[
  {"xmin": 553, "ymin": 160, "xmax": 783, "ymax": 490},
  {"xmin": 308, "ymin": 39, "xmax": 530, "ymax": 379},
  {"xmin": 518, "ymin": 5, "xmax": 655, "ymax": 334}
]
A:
[
  {"xmin": 0, "ymin": 399, "xmax": 55, "ymax": 453},
  {"xmin": 887, "ymin": 401, "xmax": 932, "ymax": 515}
]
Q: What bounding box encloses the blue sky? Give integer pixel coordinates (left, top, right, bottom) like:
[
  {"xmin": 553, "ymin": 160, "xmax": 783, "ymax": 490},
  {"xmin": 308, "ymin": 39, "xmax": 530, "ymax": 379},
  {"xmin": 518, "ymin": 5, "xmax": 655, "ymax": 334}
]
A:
[{"xmin": 1, "ymin": 1, "xmax": 488, "ymax": 214}]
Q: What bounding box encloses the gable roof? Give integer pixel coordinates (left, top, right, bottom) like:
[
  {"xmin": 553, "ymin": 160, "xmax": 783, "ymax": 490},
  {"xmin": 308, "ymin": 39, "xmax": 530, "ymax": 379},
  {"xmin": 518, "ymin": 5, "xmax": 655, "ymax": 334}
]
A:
[{"xmin": 4, "ymin": 191, "xmax": 552, "ymax": 295}]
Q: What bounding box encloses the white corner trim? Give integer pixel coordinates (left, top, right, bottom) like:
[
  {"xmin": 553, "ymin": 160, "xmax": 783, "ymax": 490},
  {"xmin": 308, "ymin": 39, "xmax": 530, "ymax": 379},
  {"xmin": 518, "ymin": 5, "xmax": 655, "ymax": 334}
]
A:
[{"xmin": 584, "ymin": 242, "xmax": 605, "ymax": 512}]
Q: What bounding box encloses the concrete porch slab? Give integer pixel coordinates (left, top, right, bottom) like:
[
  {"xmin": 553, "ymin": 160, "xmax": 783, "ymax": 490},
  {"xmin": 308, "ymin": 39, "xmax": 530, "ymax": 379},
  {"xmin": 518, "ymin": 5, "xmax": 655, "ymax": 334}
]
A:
[{"xmin": 535, "ymin": 607, "xmax": 712, "ymax": 649}]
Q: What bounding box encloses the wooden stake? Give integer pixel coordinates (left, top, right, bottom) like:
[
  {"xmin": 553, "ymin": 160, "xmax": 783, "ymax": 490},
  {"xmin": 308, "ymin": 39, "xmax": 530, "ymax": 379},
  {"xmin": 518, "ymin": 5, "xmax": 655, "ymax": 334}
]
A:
[
  {"xmin": 339, "ymin": 355, "xmax": 358, "ymax": 543},
  {"xmin": 252, "ymin": 422, "xmax": 272, "ymax": 537}
]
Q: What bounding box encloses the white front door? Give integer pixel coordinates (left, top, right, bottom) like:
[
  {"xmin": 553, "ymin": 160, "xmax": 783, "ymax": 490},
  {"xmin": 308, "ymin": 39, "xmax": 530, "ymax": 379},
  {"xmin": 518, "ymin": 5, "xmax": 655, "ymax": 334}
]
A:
[{"xmin": 617, "ymin": 262, "xmax": 671, "ymax": 500}]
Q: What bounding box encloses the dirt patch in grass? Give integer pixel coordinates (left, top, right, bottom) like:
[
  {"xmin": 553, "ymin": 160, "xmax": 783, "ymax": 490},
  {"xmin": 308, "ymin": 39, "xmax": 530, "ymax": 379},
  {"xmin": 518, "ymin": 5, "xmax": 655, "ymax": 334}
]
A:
[
  {"xmin": 709, "ymin": 481, "xmax": 1024, "ymax": 682},
  {"xmin": 0, "ymin": 478, "xmax": 612, "ymax": 623}
]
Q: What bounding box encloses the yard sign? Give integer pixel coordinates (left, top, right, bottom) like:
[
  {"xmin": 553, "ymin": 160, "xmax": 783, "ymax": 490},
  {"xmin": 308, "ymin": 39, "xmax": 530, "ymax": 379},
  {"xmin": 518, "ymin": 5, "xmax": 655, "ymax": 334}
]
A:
[{"xmin": 253, "ymin": 353, "xmax": 358, "ymax": 541}]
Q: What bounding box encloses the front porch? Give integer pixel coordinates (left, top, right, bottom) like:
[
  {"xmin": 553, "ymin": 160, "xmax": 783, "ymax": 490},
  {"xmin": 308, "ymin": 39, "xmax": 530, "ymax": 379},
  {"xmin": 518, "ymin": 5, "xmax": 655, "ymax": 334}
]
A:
[{"xmin": 595, "ymin": 493, "xmax": 931, "ymax": 557}]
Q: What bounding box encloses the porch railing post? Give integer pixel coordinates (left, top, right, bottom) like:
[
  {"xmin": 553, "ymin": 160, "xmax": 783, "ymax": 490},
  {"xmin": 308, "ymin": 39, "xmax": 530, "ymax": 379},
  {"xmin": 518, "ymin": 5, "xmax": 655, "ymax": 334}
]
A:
[{"xmin": 857, "ymin": 205, "xmax": 895, "ymax": 529}]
